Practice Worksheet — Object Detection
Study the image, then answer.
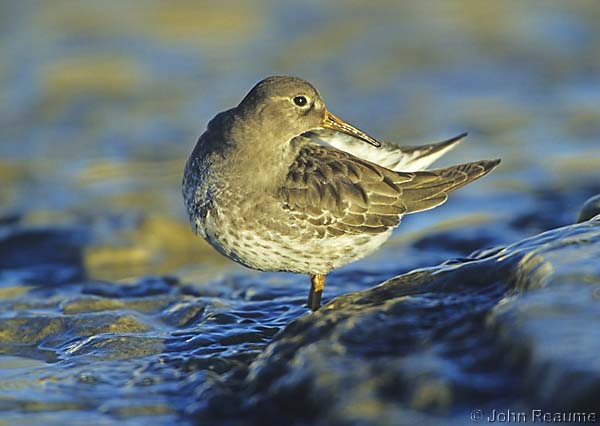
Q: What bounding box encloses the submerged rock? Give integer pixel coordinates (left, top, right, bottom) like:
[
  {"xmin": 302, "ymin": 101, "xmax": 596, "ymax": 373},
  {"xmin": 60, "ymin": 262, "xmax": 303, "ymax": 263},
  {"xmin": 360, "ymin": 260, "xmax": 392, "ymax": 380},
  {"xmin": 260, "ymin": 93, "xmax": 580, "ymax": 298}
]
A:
[
  {"xmin": 199, "ymin": 218, "xmax": 600, "ymax": 425},
  {"xmin": 0, "ymin": 227, "xmax": 88, "ymax": 284}
]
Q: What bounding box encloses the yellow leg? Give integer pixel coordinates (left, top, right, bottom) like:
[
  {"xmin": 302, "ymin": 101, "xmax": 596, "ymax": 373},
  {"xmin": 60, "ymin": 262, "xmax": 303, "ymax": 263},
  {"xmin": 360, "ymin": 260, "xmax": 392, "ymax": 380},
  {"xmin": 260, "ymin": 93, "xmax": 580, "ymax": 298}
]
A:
[{"xmin": 307, "ymin": 274, "xmax": 326, "ymax": 311}]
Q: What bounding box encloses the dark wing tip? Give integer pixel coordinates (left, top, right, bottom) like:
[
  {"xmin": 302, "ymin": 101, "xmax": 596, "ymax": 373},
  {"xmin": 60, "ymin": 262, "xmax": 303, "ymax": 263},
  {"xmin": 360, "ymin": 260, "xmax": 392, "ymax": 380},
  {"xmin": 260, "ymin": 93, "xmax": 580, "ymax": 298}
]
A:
[
  {"xmin": 436, "ymin": 132, "xmax": 469, "ymax": 147},
  {"xmin": 447, "ymin": 132, "xmax": 469, "ymax": 144},
  {"xmin": 410, "ymin": 132, "xmax": 469, "ymax": 160},
  {"xmin": 447, "ymin": 157, "xmax": 502, "ymax": 191},
  {"xmin": 452, "ymin": 157, "xmax": 501, "ymax": 180},
  {"xmin": 482, "ymin": 158, "xmax": 502, "ymax": 171}
]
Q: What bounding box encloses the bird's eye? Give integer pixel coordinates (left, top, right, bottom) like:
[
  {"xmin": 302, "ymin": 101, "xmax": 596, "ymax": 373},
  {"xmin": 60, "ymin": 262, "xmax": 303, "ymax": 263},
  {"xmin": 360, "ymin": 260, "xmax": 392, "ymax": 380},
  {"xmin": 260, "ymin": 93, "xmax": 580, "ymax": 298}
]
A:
[{"xmin": 293, "ymin": 95, "xmax": 308, "ymax": 107}]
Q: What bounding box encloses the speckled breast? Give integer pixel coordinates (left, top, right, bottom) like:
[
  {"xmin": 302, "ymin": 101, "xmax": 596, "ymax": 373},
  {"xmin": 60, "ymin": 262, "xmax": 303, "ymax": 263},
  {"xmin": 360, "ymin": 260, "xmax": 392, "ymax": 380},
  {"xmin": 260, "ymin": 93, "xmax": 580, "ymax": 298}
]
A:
[{"xmin": 196, "ymin": 200, "xmax": 393, "ymax": 275}]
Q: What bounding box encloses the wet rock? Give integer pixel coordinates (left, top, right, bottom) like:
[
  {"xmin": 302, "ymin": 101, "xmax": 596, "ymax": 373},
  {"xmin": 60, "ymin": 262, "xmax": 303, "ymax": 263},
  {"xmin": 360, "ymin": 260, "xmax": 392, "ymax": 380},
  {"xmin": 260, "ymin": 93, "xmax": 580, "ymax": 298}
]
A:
[
  {"xmin": 199, "ymin": 219, "xmax": 600, "ymax": 425},
  {"xmin": 577, "ymin": 194, "xmax": 600, "ymax": 223}
]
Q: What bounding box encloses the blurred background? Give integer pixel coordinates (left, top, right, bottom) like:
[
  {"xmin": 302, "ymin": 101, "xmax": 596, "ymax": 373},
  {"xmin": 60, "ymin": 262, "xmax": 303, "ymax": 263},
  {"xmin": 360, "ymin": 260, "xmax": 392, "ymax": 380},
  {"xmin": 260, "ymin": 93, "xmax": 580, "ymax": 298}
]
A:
[
  {"xmin": 1, "ymin": 1, "xmax": 600, "ymax": 424},
  {"xmin": 1, "ymin": 0, "xmax": 599, "ymax": 282}
]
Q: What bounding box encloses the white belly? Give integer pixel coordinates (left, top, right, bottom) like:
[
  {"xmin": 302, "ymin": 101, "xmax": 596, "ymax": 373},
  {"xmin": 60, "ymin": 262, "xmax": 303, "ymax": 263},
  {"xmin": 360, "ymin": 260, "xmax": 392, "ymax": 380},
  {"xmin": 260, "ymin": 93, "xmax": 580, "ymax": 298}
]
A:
[{"xmin": 197, "ymin": 207, "xmax": 393, "ymax": 275}]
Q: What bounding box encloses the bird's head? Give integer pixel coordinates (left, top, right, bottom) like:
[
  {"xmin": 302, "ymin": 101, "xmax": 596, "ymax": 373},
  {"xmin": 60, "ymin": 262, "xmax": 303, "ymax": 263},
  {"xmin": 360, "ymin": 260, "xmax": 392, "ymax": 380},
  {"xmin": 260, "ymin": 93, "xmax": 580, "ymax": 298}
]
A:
[{"xmin": 237, "ymin": 76, "xmax": 381, "ymax": 148}]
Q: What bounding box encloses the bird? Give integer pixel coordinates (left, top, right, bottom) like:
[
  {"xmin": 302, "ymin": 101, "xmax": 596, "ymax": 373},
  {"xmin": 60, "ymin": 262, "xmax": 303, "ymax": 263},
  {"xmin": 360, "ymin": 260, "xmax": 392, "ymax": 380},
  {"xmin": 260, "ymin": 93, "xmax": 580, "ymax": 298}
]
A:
[{"xmin": 182, "ymin": 76, "xmax": 500, "ymax": 311}]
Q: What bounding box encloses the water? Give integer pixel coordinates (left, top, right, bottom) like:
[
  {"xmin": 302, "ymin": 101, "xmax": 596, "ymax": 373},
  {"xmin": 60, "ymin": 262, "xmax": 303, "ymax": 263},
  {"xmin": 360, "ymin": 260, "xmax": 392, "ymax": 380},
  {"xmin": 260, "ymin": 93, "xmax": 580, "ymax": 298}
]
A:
[{"xmin": 1, "ymin": 1, "xmax": 599, "ymax": 425}]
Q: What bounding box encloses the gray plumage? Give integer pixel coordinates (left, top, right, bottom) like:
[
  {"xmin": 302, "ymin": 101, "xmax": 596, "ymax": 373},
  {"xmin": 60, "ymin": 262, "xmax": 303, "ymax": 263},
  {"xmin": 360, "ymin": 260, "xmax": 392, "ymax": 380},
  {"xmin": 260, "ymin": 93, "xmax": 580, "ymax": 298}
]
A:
[
  {"xmin": 279, "ymin": 144, "xmax": 499, "ymax": 237},
  {"xmin": 183, "ymin": 76, "xmax": 500, "ymax": 301}
]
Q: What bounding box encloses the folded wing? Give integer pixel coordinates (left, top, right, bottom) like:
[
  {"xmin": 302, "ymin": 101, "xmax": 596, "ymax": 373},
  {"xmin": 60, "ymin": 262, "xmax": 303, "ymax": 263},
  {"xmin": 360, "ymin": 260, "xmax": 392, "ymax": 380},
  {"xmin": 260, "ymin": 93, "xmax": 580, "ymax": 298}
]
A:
[{"xmin": 278, "ymin": 145, "xmax": 500, "ymax": 237}]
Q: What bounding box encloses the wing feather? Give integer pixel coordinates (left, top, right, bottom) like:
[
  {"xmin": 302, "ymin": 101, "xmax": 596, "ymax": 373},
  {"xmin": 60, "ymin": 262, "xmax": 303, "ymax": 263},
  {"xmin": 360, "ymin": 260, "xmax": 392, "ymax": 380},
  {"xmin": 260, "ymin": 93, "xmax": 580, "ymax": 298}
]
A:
[{"xmin": 277, "ymin": 144, "xmax": 500, "ymax": 237}]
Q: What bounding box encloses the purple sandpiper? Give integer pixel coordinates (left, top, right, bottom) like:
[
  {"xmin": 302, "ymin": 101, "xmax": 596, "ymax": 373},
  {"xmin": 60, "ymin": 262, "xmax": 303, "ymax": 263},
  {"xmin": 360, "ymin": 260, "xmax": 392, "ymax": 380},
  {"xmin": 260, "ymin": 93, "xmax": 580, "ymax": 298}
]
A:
[{"xmin": 183, "ymin": 76, "xmax": 500, "ymax": 311}]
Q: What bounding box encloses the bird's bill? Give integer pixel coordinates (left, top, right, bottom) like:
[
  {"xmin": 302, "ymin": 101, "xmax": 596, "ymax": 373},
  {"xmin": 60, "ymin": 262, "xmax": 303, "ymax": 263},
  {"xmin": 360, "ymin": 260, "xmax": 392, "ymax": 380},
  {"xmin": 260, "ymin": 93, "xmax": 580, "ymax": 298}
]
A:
[{"xmin": 321, "ymin": 112, "xmax": 381, "ymax": 147}]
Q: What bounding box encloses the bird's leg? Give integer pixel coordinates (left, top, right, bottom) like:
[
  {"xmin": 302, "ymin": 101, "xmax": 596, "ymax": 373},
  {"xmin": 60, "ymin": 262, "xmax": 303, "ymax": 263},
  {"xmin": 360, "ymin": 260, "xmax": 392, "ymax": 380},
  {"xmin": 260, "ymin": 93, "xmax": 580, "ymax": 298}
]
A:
[{"xmin": 307, "ymin": 274, "xmax": 326, "ymax": 311}]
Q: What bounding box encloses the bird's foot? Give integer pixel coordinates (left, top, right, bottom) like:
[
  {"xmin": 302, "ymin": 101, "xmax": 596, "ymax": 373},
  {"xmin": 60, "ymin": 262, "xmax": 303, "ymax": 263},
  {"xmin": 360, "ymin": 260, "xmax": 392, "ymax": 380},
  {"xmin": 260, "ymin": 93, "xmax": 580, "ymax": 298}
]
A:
[{"xmin": 307, "ymin": 274, "xmax": 325, "ymax": 311}]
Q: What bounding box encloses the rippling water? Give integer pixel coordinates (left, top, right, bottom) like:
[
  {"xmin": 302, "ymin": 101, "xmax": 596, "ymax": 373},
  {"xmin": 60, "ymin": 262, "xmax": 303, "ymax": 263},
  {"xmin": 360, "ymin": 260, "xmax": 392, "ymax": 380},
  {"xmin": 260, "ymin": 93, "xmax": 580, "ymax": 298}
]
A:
[{"xmin": 1, "ymin": 1, "xmax": 600, "ymax": 425}]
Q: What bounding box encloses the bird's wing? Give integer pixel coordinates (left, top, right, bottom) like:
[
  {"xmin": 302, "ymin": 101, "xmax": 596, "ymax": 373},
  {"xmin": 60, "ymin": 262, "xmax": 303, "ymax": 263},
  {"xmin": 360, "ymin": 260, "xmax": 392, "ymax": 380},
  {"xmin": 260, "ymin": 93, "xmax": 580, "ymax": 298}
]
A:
[
  {"xmin": 277, "ymin": 144, "xmax": 500, "ymax": 237},
  {"xmin": 307, "ymin": 130, "xmax": 466, "ymax": 172}
]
